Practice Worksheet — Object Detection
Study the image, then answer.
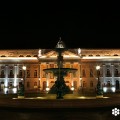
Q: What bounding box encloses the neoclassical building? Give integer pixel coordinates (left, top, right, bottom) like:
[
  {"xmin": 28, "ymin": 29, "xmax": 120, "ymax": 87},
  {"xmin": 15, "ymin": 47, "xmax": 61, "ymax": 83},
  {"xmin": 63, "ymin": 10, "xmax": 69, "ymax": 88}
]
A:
[{"xmin": 0, "ymin": 47, "xmax": 120, "ymax": 94}]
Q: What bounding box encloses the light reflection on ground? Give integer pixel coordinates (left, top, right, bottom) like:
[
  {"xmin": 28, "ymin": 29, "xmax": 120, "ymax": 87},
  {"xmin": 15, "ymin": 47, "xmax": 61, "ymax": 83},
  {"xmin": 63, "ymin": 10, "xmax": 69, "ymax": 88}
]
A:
[{"xmin": 12, "ymin": 95, "xmax": 110, "ymax": 100}]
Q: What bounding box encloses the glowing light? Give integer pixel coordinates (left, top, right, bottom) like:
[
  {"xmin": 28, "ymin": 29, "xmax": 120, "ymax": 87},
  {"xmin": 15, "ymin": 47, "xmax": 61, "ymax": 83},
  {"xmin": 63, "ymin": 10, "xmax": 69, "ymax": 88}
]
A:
[
  {"xmin": 103, "ymin": 87, "xmax": 107, "ymax": 92},
  {"xmin": 46, "ymin": 87, "xmax": 50, "ymax": 91},
  {"xmin": 4, "ymin": 88, "xmax": 8, "ymax": 94},
  {"xmin": 14, "ymin": 78, "xmax": 17, "ymax": 87},
  {"xmin": 22, "ymin": 65, "xmax": 26, "ymax": 70},
  {"xmin": 96, "ymin": 65, "xmax": 100, "ymax": 70},
  {"xmin": 12, "ymin": 88, "xmax": 17, "ymax": 93},
  {"xmin": 111, "ymin": 87, "xmax": 116, "ymax": 92},
  {"xmin": 80, "ymin": 78, "xmax": 82, "ymax": 80},
  {"xmin": 38, "ymin": 49, "xmax": 42, "ymax": 57},
  {"xmin": 78, "ymin": 48, "xmax": 81, "ymax": 55},
  {"xmin": 71, "ymin": 86, "xmax": 74, "ymax": 91},
  {"xmin": 47, "ymin": 81, "xmax": 49, "ymax": 87},
  {"xmin": 5, "ymin": 79, "xmax": 8, "ymax": 87}
]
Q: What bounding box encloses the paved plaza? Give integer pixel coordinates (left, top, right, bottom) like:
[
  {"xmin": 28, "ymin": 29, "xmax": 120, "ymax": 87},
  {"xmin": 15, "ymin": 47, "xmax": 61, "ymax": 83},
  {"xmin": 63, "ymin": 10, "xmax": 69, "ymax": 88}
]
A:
[
  {"xmin": 0, "ymin": 93, "xmax": 120, "ymax": 120},
  {"xmin": 0, "ymin": 93, "xmax": 120, "ymax": 109}
]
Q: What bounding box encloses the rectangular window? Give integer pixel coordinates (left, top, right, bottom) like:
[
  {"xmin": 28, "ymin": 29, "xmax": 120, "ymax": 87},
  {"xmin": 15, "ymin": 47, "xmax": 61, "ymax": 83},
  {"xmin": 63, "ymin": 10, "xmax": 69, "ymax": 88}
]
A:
[
  {"xmin": 41, "ymin": 64, "xmax": 47, "ymax": 78},
  {"xmin": 34, "ymin": 70, "xmax": 37, "ymax": 78},
  {"xmin": 19, "ymin": 70, "xmax": 22, "ymax": 77},
  {"xmin": 27, "ymin": 70, "xmax": 30, "ymax": 78}
]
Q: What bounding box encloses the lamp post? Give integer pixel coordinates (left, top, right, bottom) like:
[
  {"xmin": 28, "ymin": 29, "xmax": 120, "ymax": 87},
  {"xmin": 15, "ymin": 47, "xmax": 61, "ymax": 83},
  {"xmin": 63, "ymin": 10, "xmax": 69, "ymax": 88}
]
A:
[
  {"xmin": 96, "ymin": 65, "xmax": 103, "ymax": 98},
  {"xmin": 37, "ymin": 49, "xmax": 42, "ymax": 90},
  {"xmin": 18, "ymin": 65, "xmax": 26, "ymax": 98},
  {"xmin": 78, "ymin": 48, "xmax": 82, "ymax": 93},
  {"xmin": 22, "ymin": 65, "xmax": 26, "ymax": 86}
]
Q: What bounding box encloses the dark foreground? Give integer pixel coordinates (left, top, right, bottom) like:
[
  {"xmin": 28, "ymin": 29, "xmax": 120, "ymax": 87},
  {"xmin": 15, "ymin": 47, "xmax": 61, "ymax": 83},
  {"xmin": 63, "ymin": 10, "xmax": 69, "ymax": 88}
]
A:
[
  {"xmin": 0, "ymin": 106, "xmax": 119, "ymax": 120},
  {"xmin": 1, "ymin": 93, "xmax": 120, "ymax": 120}
]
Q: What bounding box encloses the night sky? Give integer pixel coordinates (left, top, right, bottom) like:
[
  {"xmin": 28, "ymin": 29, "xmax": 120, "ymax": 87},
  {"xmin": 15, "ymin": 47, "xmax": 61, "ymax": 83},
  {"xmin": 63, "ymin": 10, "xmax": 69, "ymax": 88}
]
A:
[{"xmin": 0, "ymin": 2, "xmax": 120, "ymax": 49}]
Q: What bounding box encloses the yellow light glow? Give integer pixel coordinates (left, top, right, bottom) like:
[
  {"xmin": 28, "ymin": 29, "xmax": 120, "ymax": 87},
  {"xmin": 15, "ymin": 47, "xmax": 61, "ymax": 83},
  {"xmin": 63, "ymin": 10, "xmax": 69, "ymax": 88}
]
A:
[
  {"xmin": 46, "ymin": 87, "xmax": 50, "ymax": 91},
  {"xmin": 71, "ymin": 86, "xmax": 74, "ymax": 91},
  {"xmin": 22, "ymin": 66, "xmax": 26, "ymax": 70},
  {"xmin": 96, "ymin": 65, "xmax": 100, "ymax": 70},
  {"xmin": 78, "ymin": 48, "xmax": 81, "ymax": 54}
]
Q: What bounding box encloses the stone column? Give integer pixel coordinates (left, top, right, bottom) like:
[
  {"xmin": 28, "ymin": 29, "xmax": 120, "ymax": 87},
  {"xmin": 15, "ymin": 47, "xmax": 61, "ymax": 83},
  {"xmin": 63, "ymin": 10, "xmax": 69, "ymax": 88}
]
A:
[
  {"xmin": 46, "ymin": 72, "xmax": 49, "ymax": 92},
  {"xmin": 14, "ymin": 65, "xmax": 17, "ymax": 87},
  {"xmin": 102, "ymin": 64, "xmax": 105, "ymax": 85},
  {"xmin": 111, "ymin": 64, "xmax": 114, "ymax": 86},
  {"xmin": 5, "ymin": 65, "xmax": 8, "ymax": 87},
  {"xmin": 70, "ymin": 63, "xmax": 74, "ymax": 90},
  {"xmin": 38, "ymin": 62, "xmax": 41, "ymax": 89}
]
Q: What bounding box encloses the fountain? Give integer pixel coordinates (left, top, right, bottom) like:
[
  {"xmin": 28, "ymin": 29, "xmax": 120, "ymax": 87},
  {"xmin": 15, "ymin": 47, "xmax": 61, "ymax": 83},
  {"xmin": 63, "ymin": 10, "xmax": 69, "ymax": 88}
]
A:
[{"xmin": 43, "ymin": 38, "xmax": 77, "ymax": 99}]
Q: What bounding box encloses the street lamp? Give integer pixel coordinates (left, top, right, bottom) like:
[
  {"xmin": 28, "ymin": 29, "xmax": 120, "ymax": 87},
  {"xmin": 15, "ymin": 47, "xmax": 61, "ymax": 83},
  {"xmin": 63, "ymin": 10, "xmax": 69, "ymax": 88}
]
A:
[
  {"xmin": 37, "ymin": 49, "xmax": 42, "ymax": 91},
  {"xmin": 18, "ymin": 65, "xmax": 26, "ymax": 98},
  {"xmin": 96, "ymin": 65, "xmax": 103, "ymax": 98},
  {"xmin": 78, "ymin": 48, "xmax": 83, "ymax": 93},
  {"xmin": 22, "ymin": 65, "xmax": 26, "ymax": 85}
]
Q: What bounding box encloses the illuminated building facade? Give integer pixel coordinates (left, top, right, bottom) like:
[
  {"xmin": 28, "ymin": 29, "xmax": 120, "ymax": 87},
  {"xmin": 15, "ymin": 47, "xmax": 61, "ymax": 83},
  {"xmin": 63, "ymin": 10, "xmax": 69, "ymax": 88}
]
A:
[{"xmin": 0, "ymin": 48, "xmax": 120, "ymax": 94}]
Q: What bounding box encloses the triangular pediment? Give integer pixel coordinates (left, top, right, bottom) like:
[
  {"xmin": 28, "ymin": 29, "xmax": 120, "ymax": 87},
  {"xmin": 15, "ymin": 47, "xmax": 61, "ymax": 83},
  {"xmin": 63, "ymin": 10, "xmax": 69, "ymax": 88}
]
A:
[{"xmin": 43, "ymin": 49, "xmax": 79, "ymax": 58}]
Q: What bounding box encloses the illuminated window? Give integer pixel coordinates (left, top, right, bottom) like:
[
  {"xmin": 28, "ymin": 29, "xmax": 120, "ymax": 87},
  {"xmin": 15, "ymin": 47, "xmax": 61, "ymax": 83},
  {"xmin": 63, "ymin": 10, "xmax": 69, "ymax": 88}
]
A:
[
  {"xmin": 34, "ymin": 82, "xmax": 37, "ymax": 86},
  {"xmin": 50, "ymin": 72, "xmax": 54, "ymax": 79},
  {"xmin": 50, "ymin": 64, "xmax": 54, "ymax": 68}
]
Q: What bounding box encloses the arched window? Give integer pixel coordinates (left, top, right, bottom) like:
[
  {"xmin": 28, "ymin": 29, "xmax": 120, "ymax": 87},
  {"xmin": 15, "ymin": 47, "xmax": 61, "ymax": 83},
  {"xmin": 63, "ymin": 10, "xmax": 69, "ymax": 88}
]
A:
[
  {"xmin": 27, "ymin": 70, "xmax": 30, "ymax": 78},
  {"xmin": 82, "ymin": 69, "xmax": 86, "ymax": 77},
  {"xmin": 34, "ymin": 82, "xmax": 37, "ymax": 86},
  {"xmin": 34, "ymin": 70, "xmax": 37, "ymax": 78},
  {"xmin": 9, "ymin": 69, "xmax": 13, "ymax": 77},
  {"xmin": 107, "ymin": 81, "xmax": 111, "ymax": 87},
  {"xmin": 83, "ymin": 81, "xmax": 86, "ymax": 87},
  {"xmin": 106, "ymin": 69, "xmax": 111, "ymax": 77},
  {"xmin": 1, "ymin": 69, "xmax": 4, "ymax": 76},
  {"xmin": 115, "ymin": 68, "xmax": 119, "ymax": 76},
  {"xmin": 90, "ymin": 69, "xmax": 93, "ymax": 77},
  {"xmin": 19, "ymin": 70, "xmax": 22, "ymax": 77},
  {"xmin": 116, "ymin": 80, "xmax": 119, "ymax": 90}
]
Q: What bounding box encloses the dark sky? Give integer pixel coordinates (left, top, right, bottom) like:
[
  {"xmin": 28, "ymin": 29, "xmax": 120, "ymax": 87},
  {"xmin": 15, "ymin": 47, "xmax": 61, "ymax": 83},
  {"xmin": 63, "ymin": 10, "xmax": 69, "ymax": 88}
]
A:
[{"xmin": 0, "ymin": 2, "xmax": 120, "ymax": 49}]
